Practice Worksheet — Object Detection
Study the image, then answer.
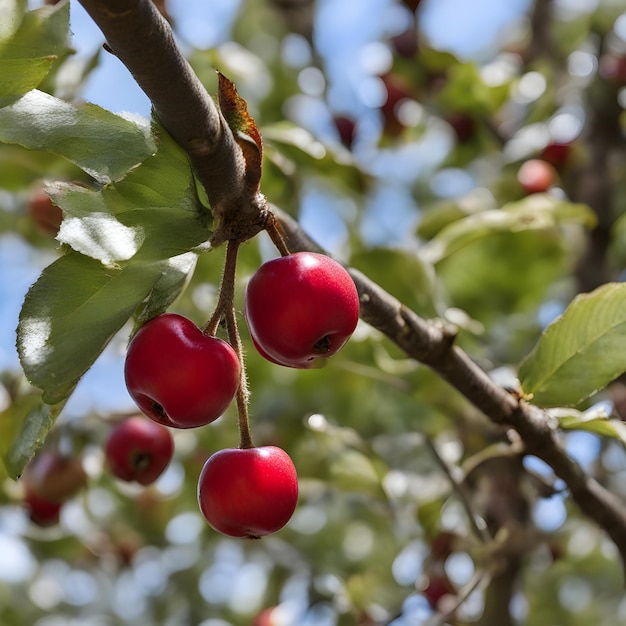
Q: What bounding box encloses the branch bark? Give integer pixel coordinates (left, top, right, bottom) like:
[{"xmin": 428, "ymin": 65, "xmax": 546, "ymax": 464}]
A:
[
  {"xmin": 77, "ymin": 0, "xmax": 626, "ymax": 577},
  {"xmin": 77, "ymin": 0, "xmax": 269, "ymax": 243},
  {"xmin": 275, "ymin": 207, "xmax": 626, "ymax": 576}
]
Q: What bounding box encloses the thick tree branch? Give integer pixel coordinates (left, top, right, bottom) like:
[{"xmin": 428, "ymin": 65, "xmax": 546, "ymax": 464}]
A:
[
  {"xmin": 77, "ymin": 0, "xmax": 269, "ymax": 242},
  {"xmin": 275, "ymin": 207, "xmax": 626, "ymax": 575}
]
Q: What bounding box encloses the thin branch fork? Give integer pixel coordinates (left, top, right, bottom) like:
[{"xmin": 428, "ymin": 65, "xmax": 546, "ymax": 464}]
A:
[{"xmin": 76, "ymin": 0, "xmax": 626, "ymax": 576}]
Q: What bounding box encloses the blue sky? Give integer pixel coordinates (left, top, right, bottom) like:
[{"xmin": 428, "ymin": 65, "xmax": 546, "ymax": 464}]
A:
[{"xmin": 69, "ymin": 0, "xmax": 532, "ymax": 116}]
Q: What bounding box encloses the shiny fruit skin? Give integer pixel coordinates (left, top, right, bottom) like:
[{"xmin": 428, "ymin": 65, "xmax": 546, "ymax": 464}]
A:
[
  {"xmin": 105, "ymin": 416, "xmax": 174, "ymax": 485},
  {"xmin": 197, "ymin": 446, "xmax": 298, "ymax": 538},
  {"xmin": 124, "ymin": 313, "xmax": 240, "ymax": 429},
  {"xmin": 244, "ymin": 252, "xmax": 359, "ymax": 368}
]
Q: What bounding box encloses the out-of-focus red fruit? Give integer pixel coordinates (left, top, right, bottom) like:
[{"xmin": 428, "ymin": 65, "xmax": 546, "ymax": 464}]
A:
[
  {"xmin": 23, "ymin": 488, "xmax": 62, "ymax": 527},
  {"xmin": 105, "ymin": 416, "xmax": 174, "ymax": 485},
  {"xmin": 540, "ymin": 142, "xmax": 571, "ymax": 169},
  {"xmin": 28, "ymin": 189, "xmax": 63, "ymax": 236},
  {"xmin": 253, "ymin": 607, "xmax": 277, "ymax": 626},
  {"xmin": 517, "ymin": 158, "xmax": 556, "ymax": 194},
  {"xmin": 22, "ymin": 451, "xmax": 87, "ymax": 503},
  {"xmin": 421, "ymin": 573, "xmax": 456, "ymax": 610},
  {"xmin": 599, "ymin": 53, "xmax": 626, "ymax": 85},
  {"xmin": 446, "ymin": 112, "xmax": 475, "ymax": 143},
  {"xmin": 391, "ymin": 25, "xmax": 419, "ymax": 59},
  {"xmin": 333, "ymin": 116, "xmax": 357, "ymax": 149}
]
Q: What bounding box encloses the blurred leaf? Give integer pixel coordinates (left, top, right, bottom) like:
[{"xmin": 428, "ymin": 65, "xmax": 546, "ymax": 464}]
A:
[
  {"xmin": 0, "ymin": 58, "xmax": 56, "ymax": 107},
  {"xmin": 520, "ymin": 283, "xmax": 626, "ymax": 407},
  {"xmin": 422, "ymin": 194, "xmax": 595, "ymax": 264},
  {"xmin": 0, "ymin": 0, "xmax": 70, "ymax": 106},
  {"xmin": 551, "ymin": 406, "xmax": 626, "ymax": 445},
  {"xmin": 329, "ymin": 448, "xmax": 385, "ymax": 497},
  {"xmin": 433, "ymin": 61, "xmax": 510, "ymax": 116},
  {"xmin": 351, "ymin": 247, "xmax": 438, "ymax": 318},
  {"xmin": 436, "ymin": 228, "xmax": 566, "ymax": 322},
  {"xmin": 0, "ymin": 90, "xmax": 156, "ymax": 183},
  {"xmin": 262, "ymin": 121, "xmax": 368, "ymax": 193}
]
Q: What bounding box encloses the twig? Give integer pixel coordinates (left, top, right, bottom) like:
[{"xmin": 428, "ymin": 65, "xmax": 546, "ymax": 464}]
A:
[{"xmin": 425, "ymin": 437, "xmax": 491, "ymax": 544}]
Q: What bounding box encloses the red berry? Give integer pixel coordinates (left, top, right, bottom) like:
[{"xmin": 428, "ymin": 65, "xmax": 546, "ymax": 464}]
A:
[
  {"xmin": 517, "ymin": 159, "xmax": 556, "ymax": 194},
  {"xmin": 23, "ymin": 488, "xmax": 62, "ymax": 527},
  {"xmin": 22, "ymin": 451, "xmax": 87, "ymax": 503},
  {"xmin": 421, "ymin": 573, "xmax": 456, "ymax": 610},
  {"xmin": 28, "ymin": 189, "xmax": 63, "ymax": 236},
  {"xmin": 540, "ymin": 142, "xmax": 571, "ymax": 169},
  {"xmin": 197, "ymin": 446, "xmax": 298, "ymax": 538},
  {"xmin": 244, "ymin": 252, "xmax": 359, "ymax": 368},
  {"xmin": 253, "ymin": 608, "xmax": 278, "ymax": 626},
  {"xmin": 105, "ymin": 416, "xmax": 174, "ymax": 485},
  {"xmin": 124, "ymin": 313, "xmax": 240, "ymax": 428}
]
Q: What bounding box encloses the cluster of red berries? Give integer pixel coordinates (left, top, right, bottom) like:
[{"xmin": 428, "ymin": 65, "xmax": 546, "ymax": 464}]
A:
[
  {"xmin": 21, "ymin": 251, "xmax": 359, "ymax": 537},
  {"xmin": 121, "ymin": 251, "xmax": 360, "ymax": 538}
]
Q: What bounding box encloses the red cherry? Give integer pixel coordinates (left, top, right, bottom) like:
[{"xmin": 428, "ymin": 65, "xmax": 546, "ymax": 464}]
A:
[
  {"xmin": 253, "ymin": 607, "xmax": 278, "ymax": 626},
  {"xmin": 517, "ymin": 159, "xmax": 556, "ymax": 194},
  {"xmin": 197, "ymin": 446, "xmax": 299, "ymax": 538},
  {"xmin": 22, "ymin": 451, "xmax": 87, "ymax": 504},
  {"xmin": 28, "ymin": 189, "xmax": 63, "ymax": 236},
  {"xmin": 244, "ymin": 252, "xmax": 359, "ymax": 368},
  {"xmin": 540, "ymin": 142, "xmax": 571, "ymax": 169},
  {"xmin": 105, "ymin": 416, "xmax": 174, "ymax": 485},
  {"xmin": 421, "ymin": 573, "xmax": 456, "ymax": 610},
  {"xmin": 23, "ymin": 487, "xmax": 62, "ymax": 527},
  {"xmin": 124, "ymin": 313, "xmax": 240, "ymax": 428}
]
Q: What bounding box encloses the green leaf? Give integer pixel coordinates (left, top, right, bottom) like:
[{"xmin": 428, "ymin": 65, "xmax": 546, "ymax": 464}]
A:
[
  {"xmin": 0, "ymin": 0, "xmax": 71, "ymax": 106},
  {"xmin": 552, "ymin": 406, "xmax": 626, "ymax": 446},
  {"xmin": 0, "ymin": 386, "xmax": 65, "ymax": 479},
  {"xmin": 17, "ymin": 251, "xmax": 167, "ymax": 405},
  {"xmin": 0, "ymin": 57, "xmax": 56, "ymax": 107},
  {"xmin": 133, "ymin": 251, "xmax": 198, "ymax": 330},
  {"xmin": 422, "ymin": 194, "xmax": 595, "ymax": 264},
  {"xmin": 0, "ymin": 0, "xmax": 27, "ymax": 46},
  {"xmin": 433, "ymin": 60, "xmax": 510, "ymax": 116},
  {"xmin": 519, "ymin": 283, "xmax": 626, "ymax": 407},
  {"xmin": 17, "ymin": 123, "xmax": 210, "ymax": 407},
  {"xmin": 0, "ymin": 90, "xmax": 156, "ymax": 182}
]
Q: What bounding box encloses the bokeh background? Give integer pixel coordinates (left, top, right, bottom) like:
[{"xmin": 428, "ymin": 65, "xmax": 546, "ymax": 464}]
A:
[{"xmin": 1, "ymin": 0, "xmax": 626, "ymax": 625}]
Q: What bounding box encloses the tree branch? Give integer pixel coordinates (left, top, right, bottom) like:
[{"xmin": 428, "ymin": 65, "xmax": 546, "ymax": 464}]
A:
[
  {"xmin": 274, "ymin": 207, "xmax": 626, "ymax": 576},
  {"xmin": 77, "ymin": 0, "xmax": 268, "ymax": 241}
]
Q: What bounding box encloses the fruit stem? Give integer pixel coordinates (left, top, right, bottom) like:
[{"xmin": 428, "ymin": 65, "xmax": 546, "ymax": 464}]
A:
[
  {"xmin": 265, "ymin": 213, "xmax": 291, "ymax": 257},
  {"xmin": 203, "ymin": 239, "xmax": 240, "ymax": 336},
  {"xmin": 213, "ymin": 240, "xmax": 255, "ymax": 449}
]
